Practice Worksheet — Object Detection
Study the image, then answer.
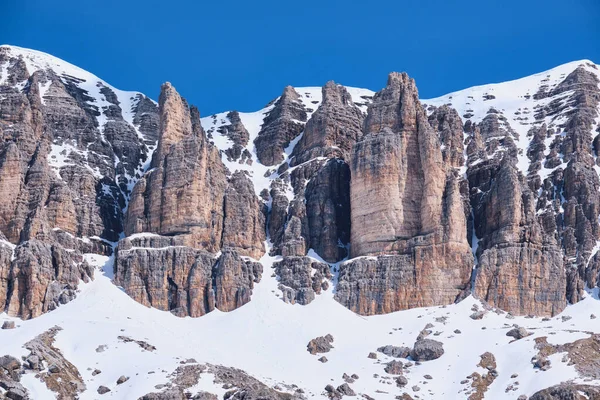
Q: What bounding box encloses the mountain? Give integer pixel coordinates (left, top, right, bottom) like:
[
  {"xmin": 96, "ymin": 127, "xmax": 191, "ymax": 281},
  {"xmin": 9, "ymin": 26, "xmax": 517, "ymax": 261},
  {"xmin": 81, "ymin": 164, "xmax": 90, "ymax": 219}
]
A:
[{"xmin": 0, "ymin": 44, "xmax": 599, "ymax": 400}]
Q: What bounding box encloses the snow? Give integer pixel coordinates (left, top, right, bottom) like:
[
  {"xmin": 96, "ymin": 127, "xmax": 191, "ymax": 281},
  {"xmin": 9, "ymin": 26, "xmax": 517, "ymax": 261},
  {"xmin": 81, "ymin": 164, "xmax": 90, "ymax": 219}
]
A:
[
  {"xmin": 20, "ymin": 373, "xmax": 57, "ymax": 399},
  {"xmin": 38, "ymin": 80, "xmax": 51, "ymax": 105}
]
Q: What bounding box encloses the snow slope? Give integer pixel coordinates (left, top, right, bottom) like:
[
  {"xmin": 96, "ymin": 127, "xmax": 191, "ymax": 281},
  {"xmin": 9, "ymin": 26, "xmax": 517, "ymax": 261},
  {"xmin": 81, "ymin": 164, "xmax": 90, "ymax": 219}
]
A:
[{"xmin": 2, "ymin": 247, "xmax": 600, "ymax": 399}]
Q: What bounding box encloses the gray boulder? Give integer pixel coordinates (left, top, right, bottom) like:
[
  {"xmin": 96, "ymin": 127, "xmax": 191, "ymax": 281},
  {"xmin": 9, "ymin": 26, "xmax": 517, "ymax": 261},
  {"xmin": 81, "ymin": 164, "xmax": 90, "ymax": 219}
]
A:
[{"xmin": 411, "ymin": 339, "xmax": 444, "ymax": 361}]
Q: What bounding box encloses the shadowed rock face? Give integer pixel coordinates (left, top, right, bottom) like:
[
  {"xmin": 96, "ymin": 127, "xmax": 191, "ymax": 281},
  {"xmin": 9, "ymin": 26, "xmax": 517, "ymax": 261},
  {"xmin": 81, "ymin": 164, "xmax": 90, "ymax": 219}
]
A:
[
  {"xmin": 269, "ymin": 82, "xmax": 365, "ymax": 264},
  {"xmin": 336, "ymin": 72, "xmax": 473, "ymax": 314}
]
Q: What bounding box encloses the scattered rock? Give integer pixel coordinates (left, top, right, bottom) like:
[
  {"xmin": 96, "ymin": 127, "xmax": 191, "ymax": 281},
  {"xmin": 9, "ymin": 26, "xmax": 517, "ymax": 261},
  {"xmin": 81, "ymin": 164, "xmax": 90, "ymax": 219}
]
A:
[
  {"xmin": 368, "ymin": 352, "xmax": 377, "ymax": 359},
  {"xmin": 95, "ymin": 345, "xmax": 107, "ymax": 353},
  {"xmin": 384, "ymin": 360, "xmax": 404, "ymax": 375},
  {"xmin": 395, "ymin": 376, "xmax": 408, "ymax": 387},
  {"xmin": 118, "ymin": 336, "xmax": 156, "ymax": 352},
  {"xmin": 533, "ymin": 356, "xmax": 551, "ymax": 371},
  {"xmin": 377, "ymin": 345, "xmax": 411, "ymax": 358},
  {"xmin": 336, "ymin": 383, "xmax": 356, "ymax": 396},
  {"xmin": 117, "ymin": 375, "xmax": 129, "ymax": 385},
  {"xmin": 470, "ymin": 311, "xmax": 486, "ymax": 320},
  {"xmin": 318, "ymin": 356, "xmax": 328, "ymax": 363},
  {"xmin": 1, "ymin": 321, "xmax": 15, "ymax": 330},
  {"xmin": 506, "ymin": 327, "xmax": 531, "ymax": 340},
  {"xmin": 307, "ymin": 334, "xmax": 334, "ymax": 354},
  {"xmin": 92, "ymin": 369, "xmax": 102, "ymax": 376},
  {"xmin": 97, "ymin": 386, "xmax": 111, "ymax": 394}
]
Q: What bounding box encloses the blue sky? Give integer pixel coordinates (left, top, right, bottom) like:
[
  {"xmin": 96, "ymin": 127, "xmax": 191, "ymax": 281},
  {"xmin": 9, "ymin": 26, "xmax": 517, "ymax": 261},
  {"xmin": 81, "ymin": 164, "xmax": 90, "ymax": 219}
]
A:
[{"xmin": 2, "ymin": 0, "xmax": 599, "ymax": 115}]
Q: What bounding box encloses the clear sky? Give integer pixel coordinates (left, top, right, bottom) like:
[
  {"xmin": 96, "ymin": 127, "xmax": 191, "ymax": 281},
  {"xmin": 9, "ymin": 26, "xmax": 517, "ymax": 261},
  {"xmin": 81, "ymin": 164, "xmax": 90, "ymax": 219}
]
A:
[{"xmin": 2, "ymin": 0, "xmax": 599, "ymax": 115}]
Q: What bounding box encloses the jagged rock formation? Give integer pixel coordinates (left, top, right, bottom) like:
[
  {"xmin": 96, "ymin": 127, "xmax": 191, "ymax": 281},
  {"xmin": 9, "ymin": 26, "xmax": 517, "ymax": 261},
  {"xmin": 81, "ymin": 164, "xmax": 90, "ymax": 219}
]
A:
[
  {"xmin": 2, "ymin": 44, "xmax": 600, "ymax": 323},
  {"xmin": 124, "ymin": 82, "xmax": 228, "ymax": 252},
  {"xmin": 335, "ymin": 72, "xmax": 474, "ymax": 314},
  {"xmin": 0, "ymin": 45, "xmax": 154, "ymax": 318},
  {"xmin": 470, "ymin": 157, "xmax": 566, "ymax": 316},
  {"xmin": 215, "ymin": 111, "xmax": 252, "ymax": 164},
  {"xmin": 269, "ymin": 82, "xmax": 365, "ymax": 263},
  {"xmin": 254, "ymin": 86, "xmax": 308, "ymax": 166},
  {"xmin": 292, "ymin": 81, "xmax": 364, "ymax": 164},
  {"xmin": 116, "ymin": 82, "xmax": 265, "ymax": 317},
  {"xmin": 460, "ymin": 65, "xmax": 600, "ymax": 316}
]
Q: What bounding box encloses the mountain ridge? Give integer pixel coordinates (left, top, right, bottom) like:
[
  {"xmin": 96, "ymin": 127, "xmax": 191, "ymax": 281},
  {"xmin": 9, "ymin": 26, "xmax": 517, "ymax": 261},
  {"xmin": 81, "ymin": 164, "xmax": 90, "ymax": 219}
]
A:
[{"xmin": 1, "ymin": 44, "xmax": 600, "ymax": 400}]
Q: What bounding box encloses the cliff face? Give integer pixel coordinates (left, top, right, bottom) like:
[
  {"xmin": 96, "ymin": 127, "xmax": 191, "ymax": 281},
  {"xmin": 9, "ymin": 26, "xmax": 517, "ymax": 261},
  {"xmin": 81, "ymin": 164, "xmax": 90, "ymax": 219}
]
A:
[
  {"xmin": 1, "ymin": 45, "xmax": 600, "ymax": 321},
  {"xmin": 0, "ymin": 45, "xmax": 153, "ymax": 318},
  {"xmin": 116, "ymin": 82, "xmax": 265, "ymax": 316},
  {"xmin": 334, "ymin": 72, "xmax": 474, "ymax": 314}
]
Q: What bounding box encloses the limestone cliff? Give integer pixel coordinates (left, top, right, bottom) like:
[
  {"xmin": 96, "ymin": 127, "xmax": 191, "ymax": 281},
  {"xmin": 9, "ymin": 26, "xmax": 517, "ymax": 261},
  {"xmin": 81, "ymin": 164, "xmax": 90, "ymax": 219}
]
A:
[{"xmin": 335, "ymin": 72, "xmax": 474, "ymax": 314}]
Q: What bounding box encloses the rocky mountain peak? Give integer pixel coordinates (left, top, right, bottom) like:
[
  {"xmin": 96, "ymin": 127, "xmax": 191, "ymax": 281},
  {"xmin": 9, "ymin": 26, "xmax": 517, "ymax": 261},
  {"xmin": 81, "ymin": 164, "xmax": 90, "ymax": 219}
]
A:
[
  {"xmin": 321, "ymin": 80, "xmax": 353, "ymax": 107},
  {"xmin": 364, "ymin": 71, "xmax": 425, "ymax": 135}
]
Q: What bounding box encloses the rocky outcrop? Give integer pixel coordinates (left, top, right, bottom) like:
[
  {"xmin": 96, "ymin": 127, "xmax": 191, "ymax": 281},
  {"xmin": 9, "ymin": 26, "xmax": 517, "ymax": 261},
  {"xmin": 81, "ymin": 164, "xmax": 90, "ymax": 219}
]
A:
[
  {"xmin": 274, "ymin": 256, "xmax": 331, "ymax": 305},
  {"xmin": 307, "ymin": 334, "xmax": 334, "ymax": 354},
  {"xmin": 530, "ymin": 384, "xmax": 600, "ymax": 399},
  {"xmin": 411, "ymin": 338, "xmax": 444, "ymax": 361},
  {"xmin": 0, "ymin": 326, "xmax": 85, "ymax": 400},
  {"xmin": 471, "ymin": 159, "xmax": 566, "ymax": 316},
  {"xmin": 291, "ymin": 81, "xmax": 364, "ymax": 165},
  {"xmin": 117, "ymin": 82, "xmax": 266, "ymax": 317},
  {"xmin": 114, "ymin": 235, "xmax": 261, "ymax": 317},
  {"xmin": 336, "ymin": 72, "xmax": 473, "ymax": 314},
  {"xmin": 3, "ymin": 240, "xmax": 93, "ymax": 319},
  {"xmin": 254, "ymin": 86, "xmax": 307, "ymax": 166},
  {"xmin": 0, "ymin": 46, "xmax": 157, "ymax": 318},
  {"xmin": 22, "ymin": 326, "xmax": 86, "ymax": 400},
  {"xmin": 124, "ymin": 82, "xmax": 228, "ymax": 252}
]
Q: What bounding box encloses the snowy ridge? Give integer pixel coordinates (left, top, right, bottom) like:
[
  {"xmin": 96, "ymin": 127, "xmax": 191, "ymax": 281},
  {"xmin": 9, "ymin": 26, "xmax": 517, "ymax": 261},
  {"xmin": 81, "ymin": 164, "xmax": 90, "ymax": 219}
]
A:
[
  {"xmin": 0, "ymin": 44, "xmax": 158, "ymax": 199},
  {"xmin": 422, "ymin": 59, "xmax": 600, "ymax": 177}
]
